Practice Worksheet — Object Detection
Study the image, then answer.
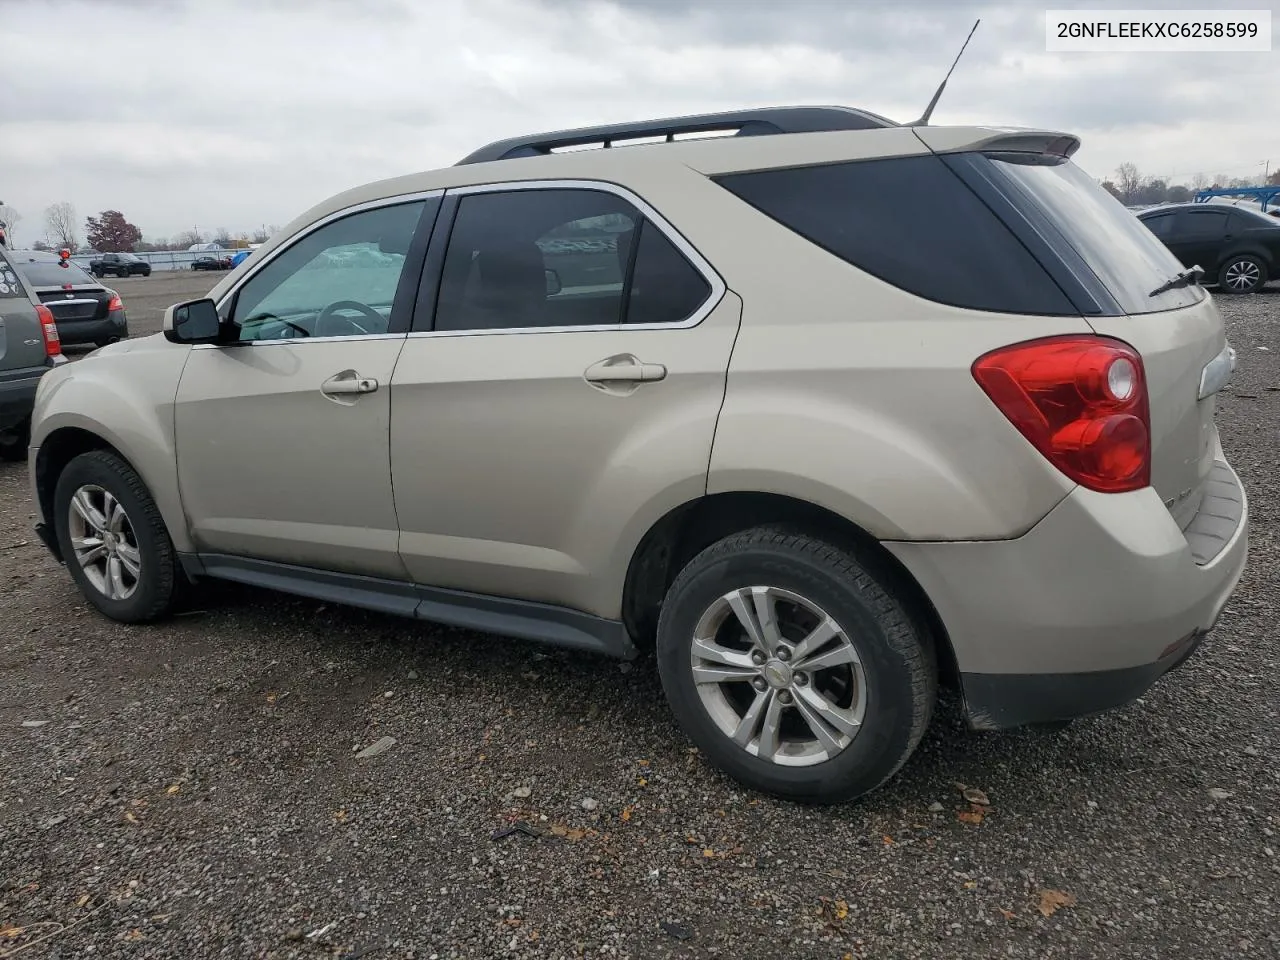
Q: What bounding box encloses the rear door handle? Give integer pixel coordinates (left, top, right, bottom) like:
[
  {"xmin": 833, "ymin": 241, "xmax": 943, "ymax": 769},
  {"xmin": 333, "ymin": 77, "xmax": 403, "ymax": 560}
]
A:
[
  {"xmin": 584, "ymin": 354, "xmax": 667, "ymax": 383},
  {"xmin": 322, "ymin": 371, "xmax": 379, "ymax": 396}
]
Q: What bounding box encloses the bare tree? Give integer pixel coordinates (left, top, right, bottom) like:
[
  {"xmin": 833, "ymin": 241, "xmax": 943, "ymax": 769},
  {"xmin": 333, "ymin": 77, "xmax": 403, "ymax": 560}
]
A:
[
  {"xmin": 0, "ymin": 205, "xmax": 22, "ymax": 245},
  {"xmin": 213, "ymin": 227, "xmax": 233, "ymax": 246},
  {"xmin": 1190, "ymin": 172, "xmax": 1210, "ymax": 192},
  {"xmin": 1114, "ymin": 163, "xmax": 1143, "ymax": 203},
  {"xmin": 172, "ymin": 229, "xmax": 204, "ymax": 249},
  {"xmin": 45, "ymin": 201, "xmax": 78, "ymax": 251}
]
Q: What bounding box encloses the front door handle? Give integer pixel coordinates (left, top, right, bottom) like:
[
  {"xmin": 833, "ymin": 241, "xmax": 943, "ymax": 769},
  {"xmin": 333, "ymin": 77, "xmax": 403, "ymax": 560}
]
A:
[
  {"xmin": 322, "ymin": 371, "xmax": 379, "ymax": 396},
  {"xmin": 584, "ymin": 354, "xmax": 667, "ymax": 384}
]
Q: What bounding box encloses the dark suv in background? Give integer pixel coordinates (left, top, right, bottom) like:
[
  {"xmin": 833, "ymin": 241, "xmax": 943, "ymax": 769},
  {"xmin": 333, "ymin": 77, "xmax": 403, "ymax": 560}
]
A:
[
  {"xmin": 90, "ymin": 252, "xmax": 152, "ymax": 278},
  {"xmin": 0, "ymin": 246, "xmax": 65, "ymax": 459},
  {"xmin": 1137, "ymin": 203, "xmax": 1280, "ymax": 294}
]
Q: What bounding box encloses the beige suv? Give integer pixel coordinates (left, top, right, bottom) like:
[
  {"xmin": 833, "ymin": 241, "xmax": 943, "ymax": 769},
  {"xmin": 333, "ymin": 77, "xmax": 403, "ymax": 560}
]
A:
[{"xmin": 27, "ymin": 107, "xmax": 1248, "ymax": 802}]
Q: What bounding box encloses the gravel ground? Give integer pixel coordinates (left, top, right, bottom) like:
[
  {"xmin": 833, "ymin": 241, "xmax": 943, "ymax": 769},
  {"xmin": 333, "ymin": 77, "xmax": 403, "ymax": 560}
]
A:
[{"xmin": 1, "ymin": 289, "xmax": 1277, "ymax": 959}]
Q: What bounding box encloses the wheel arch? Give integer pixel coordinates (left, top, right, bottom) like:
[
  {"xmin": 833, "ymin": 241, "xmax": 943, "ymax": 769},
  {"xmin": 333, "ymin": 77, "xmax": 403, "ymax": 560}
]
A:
[
  {"xmin": 621, "ymin": 490, "xmax": 959, "ymax": 688},
  {"xmin": 33, "ymin": 418, "xmax": 191, "ymax": 558}
]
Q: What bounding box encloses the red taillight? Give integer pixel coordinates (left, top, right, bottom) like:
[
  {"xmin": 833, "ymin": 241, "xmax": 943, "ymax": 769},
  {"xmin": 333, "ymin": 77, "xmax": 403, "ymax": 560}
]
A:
[
  {"xmin": 107, "ymin": 294, "xmax": 123, "ymax": 311},
  {"xmin": 35, "ymin": 304, "xmax": 62, "ymax": 358},
  {"xmin": 972, "ymin": 335, "xmax": 1150, "ymax": 493}
]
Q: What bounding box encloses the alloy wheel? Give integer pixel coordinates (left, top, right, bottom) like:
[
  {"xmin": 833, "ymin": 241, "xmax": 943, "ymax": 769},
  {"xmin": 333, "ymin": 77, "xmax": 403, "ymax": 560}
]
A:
[
  {"xmin": 1224, "ymin": 258, "xmax": 1261, "ymax": 292},
  {"xmin": 66, "ymin": 484, "xmax": 142, "ymax": 601},
  {"xmin": 690, "ymin": 586, "xmax": 867, "ymax": 767}
]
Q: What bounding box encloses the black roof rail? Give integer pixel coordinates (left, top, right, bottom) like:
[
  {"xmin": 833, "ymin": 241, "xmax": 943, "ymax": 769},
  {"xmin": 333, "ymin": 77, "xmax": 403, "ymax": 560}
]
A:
[{"xmin": 455, "ymin": 105, "xmax": 899, "ymax": 165}]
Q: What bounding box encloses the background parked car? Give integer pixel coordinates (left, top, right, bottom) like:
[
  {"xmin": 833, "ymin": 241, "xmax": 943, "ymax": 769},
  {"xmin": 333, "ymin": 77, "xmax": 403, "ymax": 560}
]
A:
[
  {"xmin": 1137, "ymin": 203, "xmax": 1280, "ymax": 294},
  {"xmin": 9, "ymin": 252, "xmax": 129, "ymax": 348},
  {"xmin": 0, "ymin": 246, "xmax": 65, "ymax": 459},
  {"xmin": 89, "ymin": 252, "xmax": 152, "ymax": 278},
  {"xmin": 191, "ymin": 255, "xmax": 232, "ymax": 271}
]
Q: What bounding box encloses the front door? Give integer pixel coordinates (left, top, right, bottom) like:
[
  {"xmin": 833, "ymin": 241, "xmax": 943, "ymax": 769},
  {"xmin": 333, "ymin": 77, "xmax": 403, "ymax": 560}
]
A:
[
  {"xmin": 173, "ymin": 196, "xmax": 437, "ymax": 579},
  {"xmin": 389, "ymin": 183, "xmax": 740, "ymax": 618}
]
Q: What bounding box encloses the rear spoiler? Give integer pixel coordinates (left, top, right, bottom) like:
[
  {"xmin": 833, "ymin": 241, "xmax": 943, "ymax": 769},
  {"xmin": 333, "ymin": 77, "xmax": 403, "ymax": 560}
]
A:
[{"xmin": 912, "ymin": 127, "xmax": 1081, "ymax": 159}]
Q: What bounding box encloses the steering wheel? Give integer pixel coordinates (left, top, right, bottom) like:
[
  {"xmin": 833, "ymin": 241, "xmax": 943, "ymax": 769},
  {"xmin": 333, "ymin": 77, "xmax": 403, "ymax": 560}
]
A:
[
  {"xmin": 240, "ymin": 312, "xmax": 311, "ymax": 339},
  {"xmin": 314, "ymin": 300, "xmax": 385, "ymax": 338}
]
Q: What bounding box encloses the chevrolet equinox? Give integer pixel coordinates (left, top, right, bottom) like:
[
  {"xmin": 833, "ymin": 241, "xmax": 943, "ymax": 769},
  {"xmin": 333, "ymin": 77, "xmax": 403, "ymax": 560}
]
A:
[{"xmin": 27, "ymin": 107, "xmax": 1249, "ymax": 802}]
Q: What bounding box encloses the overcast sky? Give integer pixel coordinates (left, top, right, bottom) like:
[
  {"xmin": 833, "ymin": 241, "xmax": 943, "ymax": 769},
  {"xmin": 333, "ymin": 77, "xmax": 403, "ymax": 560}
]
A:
[{"xmin": 1, "ymin": 0, "xmax": 1276, "ymax": 244}]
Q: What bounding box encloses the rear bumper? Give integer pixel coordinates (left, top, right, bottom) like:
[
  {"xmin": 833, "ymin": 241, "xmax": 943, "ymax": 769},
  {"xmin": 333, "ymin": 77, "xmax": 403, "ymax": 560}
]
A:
[
  {"xmin": 0, "ymin": 366, "xmax": 44, "ymax": 432},
  {"xmin": 55, "ymin": 309, "xmax": 127, "ymax": 346},
  {"xmin": 887, "ymin": 451, "xmax": 1248, "ymax": 730},
  {"xmin": 958, "ymin": 629, "xmax": 1205, "ymax": 729}
]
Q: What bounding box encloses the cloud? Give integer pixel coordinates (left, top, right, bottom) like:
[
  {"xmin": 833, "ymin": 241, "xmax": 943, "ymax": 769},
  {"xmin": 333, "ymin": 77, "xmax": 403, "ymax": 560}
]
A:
[{"xmin": 0, "ymin": 0, "xmax": 1274, "ymax": 242}]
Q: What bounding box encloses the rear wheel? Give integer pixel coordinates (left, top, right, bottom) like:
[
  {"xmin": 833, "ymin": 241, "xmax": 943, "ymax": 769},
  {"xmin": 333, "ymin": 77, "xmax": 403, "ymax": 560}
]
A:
[
  {"xmin": 53, "ymin": 450, "xmax": 179, "ymax": 622},
  {"xmin": 656, "ymin": 527, "xmax": 937, "ymax": 804},
  {"xmin": 1217, "ymin": 255, "xmax": 1266, "ymax": 294}
]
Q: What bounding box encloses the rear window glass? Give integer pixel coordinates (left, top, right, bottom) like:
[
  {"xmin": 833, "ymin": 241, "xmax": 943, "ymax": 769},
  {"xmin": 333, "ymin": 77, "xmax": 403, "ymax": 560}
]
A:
[
  {"xmin": 0, "ymin": 260, "xmax": 26, "ymax": 298},
  {"xmin": 715, "ymin": 155, "xmax": 1076, "ymax": 316},
  {"xmin": 984, "ymin": 155, "xmax": 1201, "ymax": 314},
  {"xmin": 13, "ymin": 260, "xmax": 97, "ymax": 286}
]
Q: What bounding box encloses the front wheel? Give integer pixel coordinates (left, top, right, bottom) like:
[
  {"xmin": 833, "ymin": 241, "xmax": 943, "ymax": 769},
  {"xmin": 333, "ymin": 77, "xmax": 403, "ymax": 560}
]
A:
[
  {"xmin": 1218, "ymin": 255, "xmax": 1266, "ymax": 294},
  {"xmin": 53, "ymin": 450, "xmax": 180, "ymax": 622},
  {"xmin": 656, "ymin": 527, "xmax": 937, "ymax": 804}
]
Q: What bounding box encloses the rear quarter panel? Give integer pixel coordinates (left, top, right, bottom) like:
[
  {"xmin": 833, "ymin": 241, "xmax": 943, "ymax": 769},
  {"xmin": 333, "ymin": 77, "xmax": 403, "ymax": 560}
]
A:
[
  {"xmin": 666, "ymin": 179, "xmax": 1091, "ymax": 541},
  {"xmin": 29, "ymin": 336, "xmax": 194, "ymax": 551}
]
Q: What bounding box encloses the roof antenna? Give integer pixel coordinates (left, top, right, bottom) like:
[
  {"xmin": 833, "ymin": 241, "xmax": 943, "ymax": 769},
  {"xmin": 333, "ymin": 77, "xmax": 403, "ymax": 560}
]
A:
[{"xmin": 908, "ymin": 18, "xmax": 981, "ymax": 126}]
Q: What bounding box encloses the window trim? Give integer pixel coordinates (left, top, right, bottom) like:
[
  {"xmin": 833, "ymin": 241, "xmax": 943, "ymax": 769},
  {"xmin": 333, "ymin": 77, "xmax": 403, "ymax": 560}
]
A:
[
  {"xmin": 202, "ymin": 190, "xmax": 444, "ymax": 349},
  {"xmin": 411, "ymin": 178, "xmax": 725, "ymax": 338}
]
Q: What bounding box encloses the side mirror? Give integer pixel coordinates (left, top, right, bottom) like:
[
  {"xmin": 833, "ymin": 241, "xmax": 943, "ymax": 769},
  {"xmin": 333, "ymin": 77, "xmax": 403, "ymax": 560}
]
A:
[
  {"xmin": 545, "ymin": 268, "xmax": 562, "ymax": 296},
  {"xmin": 164, "ymin": 298, "xmax": 222, "ymax": 344}
]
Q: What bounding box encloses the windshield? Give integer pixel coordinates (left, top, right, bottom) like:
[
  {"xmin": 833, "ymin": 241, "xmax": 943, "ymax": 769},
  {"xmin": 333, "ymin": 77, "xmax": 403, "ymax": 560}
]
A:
[
  {"xmin": 15, "ymin": 260, "xmax": 98, "ymax": 286},
  {"xmin": 985, "ymin": 154, "xmax": 1203, "ymax": 315}
]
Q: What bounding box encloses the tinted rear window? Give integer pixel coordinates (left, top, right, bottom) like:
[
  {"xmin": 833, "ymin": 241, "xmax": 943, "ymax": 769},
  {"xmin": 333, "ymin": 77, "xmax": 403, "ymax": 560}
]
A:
[
  {"xmin": 0, "ymin": 259, "xmax": 26, "ymax": 298},
  {"xmin": 983, "ymin": 155, "xmax": 1201, "ymax": 314},
  {"xmin": 715, "ymin": 155, "xmax": 1076, "ymax": 316},
  {"xmin": 14, "ymin": 261, "xmax": 97, "ymax": 286}
]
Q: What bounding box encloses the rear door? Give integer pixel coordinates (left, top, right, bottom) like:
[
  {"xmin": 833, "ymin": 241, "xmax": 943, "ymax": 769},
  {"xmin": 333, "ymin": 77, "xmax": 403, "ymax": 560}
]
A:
[
  {"xmin": 1170, "ymin": 208, "xmax": 1231, "ymax": 272},
  {"xmin": 0, "ymin": 250, "xmax": 47, "ymax": 371},
  {"xmin": 388, "ymin": 182, "xmax": 739, "ymax": 617}
]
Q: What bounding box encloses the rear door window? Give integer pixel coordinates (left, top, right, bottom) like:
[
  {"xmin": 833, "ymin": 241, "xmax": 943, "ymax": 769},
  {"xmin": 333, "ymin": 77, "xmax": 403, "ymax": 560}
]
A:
[
  {"xmin": 432, "ymin": 188, "xmax": 714, "ymax": 332},
  {"xmin": 715, "ymin": 155, "xmax": 1077, "ymax": 316},
  {"xmin": 1178, "ymin": 209, "xmax": 1230, "ymax": 237}
]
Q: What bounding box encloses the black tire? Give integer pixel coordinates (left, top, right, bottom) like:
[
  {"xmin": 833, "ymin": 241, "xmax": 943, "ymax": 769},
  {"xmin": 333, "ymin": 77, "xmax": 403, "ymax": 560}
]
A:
[
  {"xmin": 1217, "ymin": 254, "xmax": 1266, "ymax": 294},
  {"xmin": 656, "ymin": 526, "xmax": 937, "ymax": 804},
  {"xmin": 0, "ymin": 419, "xmax": 29, "ymax": 462},
  {"xmin": 53, "ymin": 450, "xmax": 179, "ymax": 623}
]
